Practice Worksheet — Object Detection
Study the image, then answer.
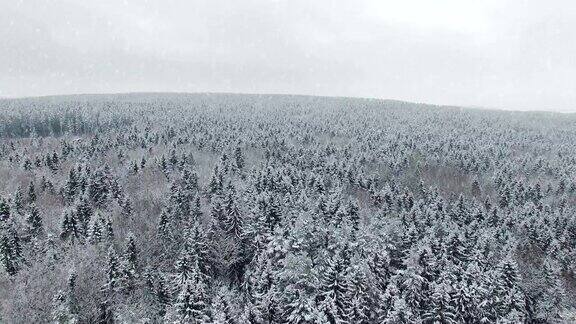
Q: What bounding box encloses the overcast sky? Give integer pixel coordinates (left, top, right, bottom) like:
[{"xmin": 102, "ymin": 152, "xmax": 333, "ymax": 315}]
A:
[{"xmin": 1, "ymin": 0, "xmax": 575, "ymax": 111}]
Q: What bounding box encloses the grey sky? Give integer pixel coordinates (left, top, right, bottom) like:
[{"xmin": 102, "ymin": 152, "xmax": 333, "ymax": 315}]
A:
[{"xmin": 1, "ymin": 0, "xmax": 575, "ymax": 111}]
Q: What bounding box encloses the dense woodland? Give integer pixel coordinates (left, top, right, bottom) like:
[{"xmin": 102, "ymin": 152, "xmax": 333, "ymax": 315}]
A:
[{"xmin": 0, "ymin": 93, "xmax": 575, "ymax": 323}]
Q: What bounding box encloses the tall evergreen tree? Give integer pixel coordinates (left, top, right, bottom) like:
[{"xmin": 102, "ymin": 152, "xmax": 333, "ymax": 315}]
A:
[
  {"xmin": 26, "ymin": 202, "xmax": 43, "ymax": 237},
  {"xmin": 0, "ymin": 196, "xmax": 10, "ymax": 221}
]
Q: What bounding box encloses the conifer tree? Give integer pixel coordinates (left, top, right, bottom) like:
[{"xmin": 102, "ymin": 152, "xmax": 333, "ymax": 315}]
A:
[
  {"xmin": 60, "ymin": 209, "xmax": 82, "ymax": 243},
  {"xmin": 88, "ymin": 217, "xmax": 103, "ymax": 244},
  {"xmin": 13, "ymin": 187, "xmax": 25, "ymax": 215},
  {"xmin": 173, "ymin": 280, "xmax": 210, "ymax": 323},
  {"xmin": 75, "ymin": 194, "xmax": 93, "ymax": 236},
  {"xmin": 0, "ymin": 225, "xmax": 22, "ymax": 275},
  {"xmin": 26, "ymin": 202, "xmax": 43, "ymax": 237},
  {"xmin": 234, "ymin": 146, "xmax": 245, "ymax": 171},
  {"xmin": 105, "ymin": 246, "xmax": 121, "ymax": 292},
  {"xmin": 158, "ymin": 209, "xmax": 170, "ymax": 238},
  {"xmin": 155, "ymin": 273, "xmax": 171, "ymax": 318},
  {"xmin": 120, "ymin": 234, "xmax": 139, "ymax": 291},
  {"xmin": 0, "ymin": 196, "xmax": 10, "ymax": 221},
  {"xmin": 52, "ymin": 273, "xmax": 78, "ymax": 323},
  {"xmin": 190, "ymin": 194, "xmax": 203, "ymax": 225},
  {"xmin": 225, "ymin": 189, "xmax": 244, "ymax": 239},
  {"xmin": 383, "ymin": 296, "xmax": 418, "ymax": 324},
  {"xmin": 105, "ymin": 217, "xmax": 114, "ymax": 242},
  {"xmin": 346, "ymin": 199, "xmax": 360, "ymax": 233},
  {"xmin": 318, "ymin": 254, "xmax": 351, "ymax": 323},
  {"xmin": 422, "ymin": 280, "xmax": 458, "ymax": 324},
  {"xmin": 27, "ymin": 181, "xmax": 37, "ymax": 202}
]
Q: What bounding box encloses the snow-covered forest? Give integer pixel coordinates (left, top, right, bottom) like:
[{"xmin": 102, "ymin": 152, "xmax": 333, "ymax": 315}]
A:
[{"xmin": 0, "ymin": 93, "xmax": 575, "ymax": 323}]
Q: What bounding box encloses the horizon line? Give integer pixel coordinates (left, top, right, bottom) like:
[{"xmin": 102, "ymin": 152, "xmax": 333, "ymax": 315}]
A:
[{"xmin": 1, "ymin": 91, "xmax": 574, "ymax": 115}]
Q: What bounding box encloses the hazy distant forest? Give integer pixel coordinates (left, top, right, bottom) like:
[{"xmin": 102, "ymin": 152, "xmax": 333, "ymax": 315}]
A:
[{"xmin": 0, "ymin": 93, "xmax": 575, "ymax": 323}]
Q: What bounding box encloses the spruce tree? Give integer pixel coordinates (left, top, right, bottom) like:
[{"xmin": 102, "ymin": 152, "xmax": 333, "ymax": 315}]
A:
[
  {"xmin": 60, "ymin": 209, "xmax": 81, "ymax": 243},
  {"xmin": 173, "ymin": 280, "xmax": 210, "ymax": 323},
  {"xmin": 26, "ymin": 202, "xmax": 43, "ymax": 237},
  {"xmin": 13, "ymin": 187, "xmax": 24, "ymax": 215},
  {"xmin": 27, "ymin": 181, "xmax": 37, "ymax": 202},
  {"xmin": 158, "ymin": 209, "xmax": 170, "ymax": 238},
  {"xmin": 346, "ymin": 199, "xmax": 360, "ymax": 233},
  {"xmin": 225, "ymin": 189, "xmax": 244, "ymax": 239},
  {"xmin": 422, "ymin": 281, "xmax": 458, "ymax": 324},
  {"xmin": 105, "ymin": 217, "xmax": 114, "ymax": 242},
  {"xmin": 105, "ymin": 246, "xmax": 121, "ymax": 292},
  {"xmin": 75, "ymin": 194, "xmax": 93, "ymax": 236},
  {"xmin": 234, "ymin": 146, "xmax": 245, "ymax": 171},
  {"xmin": 88, "ymin": 217, "xmax": 104, "ymax": 244},
  {"xmin": 0, "ymin": 196, "xmax": 11, "ymax": 221},
  {"xmin": 155, "ymin": 273, "xmax": 171, "ymax": 318},
  {"xmin": 0, "ymin": 226, "xmax": 22, "ymax": 275},
  {"xmin": 318, "ymin": 254, "xmax": 351, "ymax": 323},
  {"xmin": 120, "ymin": 234, "xmax": 139, "ymax": 291}
]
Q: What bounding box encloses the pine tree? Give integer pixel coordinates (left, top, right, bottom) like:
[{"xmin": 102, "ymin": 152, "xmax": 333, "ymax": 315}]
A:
[
  {"xmin": 344, "ymin": 263, "xmax": 373, "ymax": 324},
  {"xmin": 383, "ymin": 296, "xmax": 418, "ymax": 324},
  {"xmin": 105, "ymin": 217, "xmax": 114, "ymax": 242},
  {"xmin": 285, "ymin": 291, "xmax": 327, "ymax": 324},
  {"xmin": 535, "ymin": 259, "xmax": 565, "ymax": 322},
  {"xmin": 104, "ymin": 246, "xmax": 121, "ymax": 292},
  {"xmin": 50, "ymin": 151, "xmax": 60, "ymax": 171},
  {"xmin": 318, "ymin": 254, "xmax": 351, "ymax": 323},
  {"xmin": 246, "ymin": 251, "xmax": 281, "ymax": 324},
  {"xmin": 60, "ymin": 209, "xmax": 82, "ymax": 243},
  {"xmin": 159, "ymin": 155, "xmax": 168, "ymax": 174},
  {"xmin": 0, "ymin": 225, "xmax": 22, "ymax": 275},
  {"xmin": 0, "ymin": 196, "xmax": 11, "ymax": 221},
  {"xmin": 120, "ymin": 234, "xmax": 139, "ymax": 291},
  {"xmin": 190, "ymin": 194, "xmax": 203, "ymax": 225},
  {"xmin": 155, "ymin": 273, "xmax": 171, "ymax": 318},
  {"xmin": 234, "ymin": 145, "xmax": 245, "ymax": 171},
  {"xmin": 74, "ymin": 194, "xmax": 93, "ymax": 236},
  {"xmin": 346, "ymin": 199, "xmax": 360, "ymax": 233},
  {"xmin": 208, "ymin": 165, "xmax": 224, "ymax": 197},
  {"xmin": 52, "ymin": 273, "xmax": 78, "ymax": 323},
  {"xmin": 422, "ymin": 280, "xmax": 458, "ymax": 324},
  {"xmin": 27, "ymin": 181, "xmax": 37, "ymax": 202},
  {"xmin": 498, "ymin": 258, "xmax": 520, "ymax": 290},
  {"xmin": 183, "ymin": 169, "xmax": 199, "ymax": 193},
  {"xmin": 88, "ymin": 217, "xmax": 103, "ymax": 244},
  {"xmin": 494, "ymin": 257, "xmax": 526, "ymax": 319},
  {"xmin": 210, "ymin": 286, "xmax": 236, "ymax": 324},
  {"xmin": 173, "ymin": 280, "xmax": 210, "ymax": 323},
  {"xmin": 158, "ymin": 209, "xmax": 170, "ymax": 238},
  {"xmin": 26, "ymin": 202, "xmax": 43, "ymax": 237},
  {"xmin": 224, "ymin": 189, "xmax": 244, "ymax": 239},
  {"xmin": 13, "ymin": 186, "xmax": 24, "ymax": 215},
  {"xmin": 264, "ymin": 194, "xmax": 282, "ymax": 232},
  {"xmin": 211, "ymin": 193, "xmax": 227, "ymax": 228},
  {"xmin": 65, "ymin": 168, "xmax": 79, "ymax": 201},
  {"xmin": 124, "ymin": 234, "xmax": 138, "ymax": 270},
  {"xmin": 174, "ymin": 246, "xmax": 195, "ymax": 291},
  {"xmin": 499, "ymin": 186, "xmax": 510, "ymax": 208},
  {"xmin": 87, "ymin": 169, "xmax": 109, "ymax": 207},
  {"xmin": 170, "ymin": 256, "xmax": 210, "ymax": 323}
]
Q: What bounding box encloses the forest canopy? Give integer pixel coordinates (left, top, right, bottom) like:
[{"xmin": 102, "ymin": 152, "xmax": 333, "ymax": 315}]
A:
[{"xmin": 0, "ymin": 93, "xmax": 575, "ymax": 323}]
